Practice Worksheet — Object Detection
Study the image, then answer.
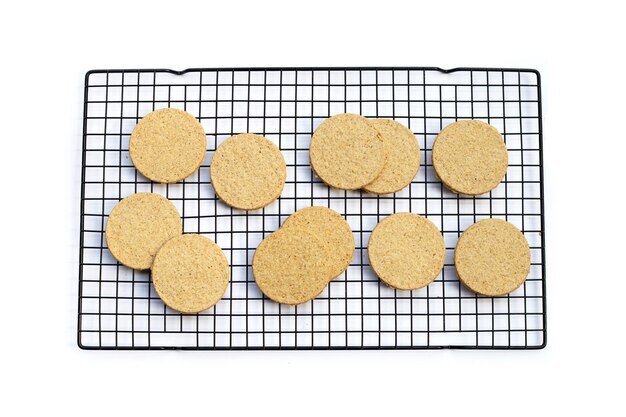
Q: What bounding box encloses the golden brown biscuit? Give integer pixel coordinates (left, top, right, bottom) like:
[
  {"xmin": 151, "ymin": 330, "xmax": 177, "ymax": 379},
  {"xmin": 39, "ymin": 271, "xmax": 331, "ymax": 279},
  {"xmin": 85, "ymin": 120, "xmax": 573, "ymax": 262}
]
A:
[
  {"xmin": 362, "ymin": 118, "xmax": 421, "ymax": 194},
  {"xmin": 210, "ymin": 133, "xmax": 286, "ymax": 210},
  {"xmin": 368, "ymin": 213, "xmax": 445, "ymax": 290},
  {"xmin": 105, "ymin": 193, "xmax": 182, "ymax": 270},
  {"xmin": 152, "ymin": 234, "xmax": 229, "ymax": 313},
  {"xmin": 282, "ymin": 206, "xmax": 354, "ymax": 280},
  {"xmin": 454, "ymin": 218, "xmax": 530, "ymax": 296},
  {"xmin": 129, "ymin": 108, "xmax": 207, "ymax": 183},
  {"xmin": 432, "ymin": 120, "xmax": 508, "ymax": 195},
  {"xmin": 309, "ymin": 113, "xmax": 386, "ymax": 190},
  {"xmin": 252, "ymin": 228, "xmax": 334, "ymax": 305}
]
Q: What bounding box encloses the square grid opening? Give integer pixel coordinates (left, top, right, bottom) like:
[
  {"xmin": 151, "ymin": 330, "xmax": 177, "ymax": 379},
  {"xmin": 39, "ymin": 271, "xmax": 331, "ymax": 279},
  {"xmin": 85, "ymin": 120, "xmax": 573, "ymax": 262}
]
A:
[{"xmin": 78, "ymin": 67, "xmax": 546, "ymax": 350}]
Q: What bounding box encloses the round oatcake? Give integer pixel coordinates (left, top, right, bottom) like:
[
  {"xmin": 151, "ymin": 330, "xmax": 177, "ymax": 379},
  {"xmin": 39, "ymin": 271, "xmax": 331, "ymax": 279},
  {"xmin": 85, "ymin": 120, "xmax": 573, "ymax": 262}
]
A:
[
  {"xmin": 368, "ymin": 213, "xmax": 445, "ymax": 290},
  {"xmin": 105, "ymin": 193, "xmax": 182, "ymax": 270},
  {"xmin": 252, "ymin": 228, "xmax": 334, "ymax": 305},
  {"xmin": 210, "ymin": 133, "xmax": 286, "ymax": 210},
  {"xmin": 454, "ymin": 218, "xmax": 530, "ymax": 296},
  {"xmin": 129, "ymin": 108, "xmax": 207, "ymax": 183},
  {"xmin": 152, "ymin": 234, "xmax": 229, "ymax": 313},
  {"xmin": 362, "ymin": 118, "xmax": 421, "ymax": 194},
  {"xmin": 432, "ymin": 120, "xmax": 508, "ymax": 195},
  {"xmin": 282, "ymin": 206, "xmax": 354, "ymax": 280},
  {"xmin": 309, "ymin": 113, "xmax": 386, "ymax": 190}
]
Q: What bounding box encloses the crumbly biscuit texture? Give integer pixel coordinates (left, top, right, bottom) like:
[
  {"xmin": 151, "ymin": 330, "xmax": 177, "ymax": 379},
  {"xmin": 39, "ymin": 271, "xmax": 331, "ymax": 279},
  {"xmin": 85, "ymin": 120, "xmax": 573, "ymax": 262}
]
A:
[
  {"xmin": 432, "ymin": 120, "xmax": 508, "ymax": 195},
  {"xmin": 368, "ymin": 213, "xmax": 445, "ymax": 290},
  {"xmin": 309, "ymin": 113, "xmax": 386, "ymax": 190},
  {"xmin": 152, "ymin": 234, "xmax": 229, "ymax": 313},
  {"xmin": 363, "ymin": 119, "xmax": 421, "ymax": 194},
  {"xmin": 210, "ymin": 133, "xmax": 286, "ymax": 210},
  {"xmin": 130, "ymin": 108, "xmax": 207, "ymax": 183},
  {"xmin": 105, "ymin": 193, "xmax": 182, "ymax": 270},
  {"xmin": 454, "ymin": 218, "xmax": 530, "ymax": 296}
]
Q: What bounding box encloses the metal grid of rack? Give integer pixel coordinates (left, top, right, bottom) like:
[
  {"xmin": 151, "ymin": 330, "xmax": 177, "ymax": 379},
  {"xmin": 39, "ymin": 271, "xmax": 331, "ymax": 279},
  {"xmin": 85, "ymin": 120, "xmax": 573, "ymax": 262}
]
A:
[{"xmin": 78, "ymin": 67, "xmax": 546, "ymax": 349}]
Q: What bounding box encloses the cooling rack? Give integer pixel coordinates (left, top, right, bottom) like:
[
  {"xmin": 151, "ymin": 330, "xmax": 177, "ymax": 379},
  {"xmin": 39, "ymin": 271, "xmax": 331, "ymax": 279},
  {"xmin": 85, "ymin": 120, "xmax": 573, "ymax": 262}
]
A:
[{"xmin": 78, "ymin": 67, "xmax": 546, "ymax": 350}]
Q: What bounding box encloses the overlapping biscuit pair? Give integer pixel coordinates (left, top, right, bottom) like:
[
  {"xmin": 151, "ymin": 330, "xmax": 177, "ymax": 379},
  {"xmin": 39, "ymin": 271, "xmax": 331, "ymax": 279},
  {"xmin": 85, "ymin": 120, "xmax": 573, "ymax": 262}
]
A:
[
  {"xmin": 105, "ymin": 193, "xmax": 229, "ymax": 314},
  {"xmin": 253, "ymin": 207, "xmax": 355, "ymax": 305},
  {"xmin": 309, "ymin": 113, "xmax": 421, "ymax": 194}
]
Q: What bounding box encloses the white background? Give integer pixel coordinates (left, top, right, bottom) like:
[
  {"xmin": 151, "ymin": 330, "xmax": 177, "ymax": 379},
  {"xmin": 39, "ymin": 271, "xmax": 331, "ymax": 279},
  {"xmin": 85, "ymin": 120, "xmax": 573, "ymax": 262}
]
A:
[{"xmin": 1, "ymin": 0, "xmax": 624, "ymax": 415}]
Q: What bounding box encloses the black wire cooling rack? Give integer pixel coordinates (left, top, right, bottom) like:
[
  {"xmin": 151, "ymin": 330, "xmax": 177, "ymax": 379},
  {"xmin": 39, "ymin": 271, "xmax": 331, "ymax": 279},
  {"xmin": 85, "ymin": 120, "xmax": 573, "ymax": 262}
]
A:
[{"xmin": 77, "ymin": 67, "xmax": 546, "ymax": 350}]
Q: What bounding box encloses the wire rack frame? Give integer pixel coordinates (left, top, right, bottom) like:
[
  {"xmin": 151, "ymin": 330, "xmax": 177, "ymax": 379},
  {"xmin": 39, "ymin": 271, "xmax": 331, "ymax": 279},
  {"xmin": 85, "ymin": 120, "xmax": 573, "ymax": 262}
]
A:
[{"xmin": 77, "ymin": 67, "xmax": 546, "ymax": 350}]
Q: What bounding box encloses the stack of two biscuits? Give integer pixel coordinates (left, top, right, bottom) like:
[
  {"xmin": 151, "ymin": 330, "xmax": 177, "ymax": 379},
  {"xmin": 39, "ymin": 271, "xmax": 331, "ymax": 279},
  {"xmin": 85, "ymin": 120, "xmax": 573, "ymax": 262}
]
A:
[
  {"xmin": 309, "ymin": 113, "xmax": 421, "ymax": 195},
  {"xmin": 253, "ymin": 206, "xmax": 355, "ymax": 304}
]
